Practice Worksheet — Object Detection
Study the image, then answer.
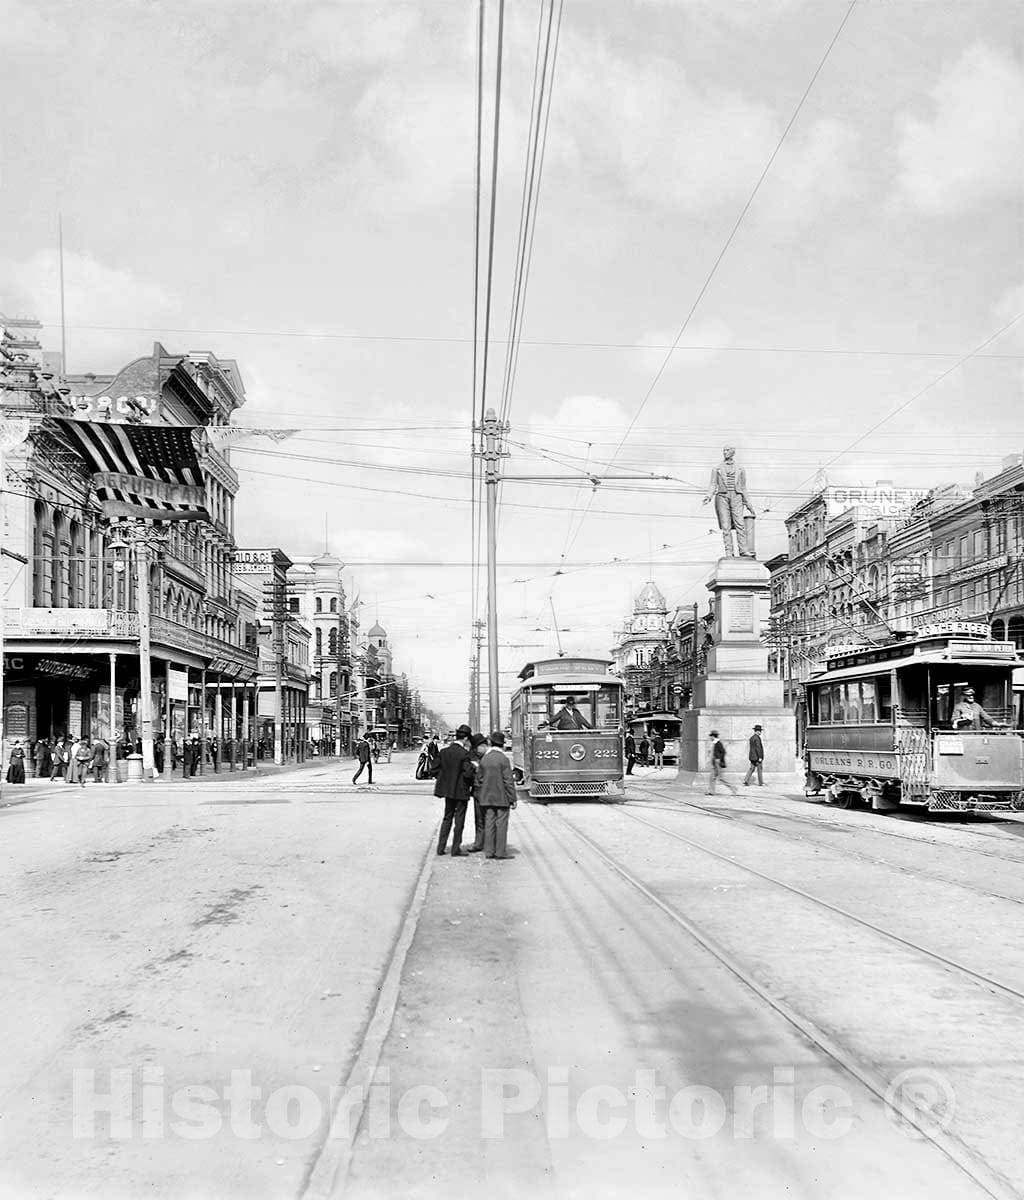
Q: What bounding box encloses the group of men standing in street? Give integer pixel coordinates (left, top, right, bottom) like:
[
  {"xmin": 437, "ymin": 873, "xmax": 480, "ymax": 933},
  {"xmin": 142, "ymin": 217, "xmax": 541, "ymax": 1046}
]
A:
[
  {"xmin": 624, "ymin": 730, "xmax": 667, "ymax": 775},
  {"xmin": 433, "ymin": 724, "xmax": 517, "ymax": 860}
]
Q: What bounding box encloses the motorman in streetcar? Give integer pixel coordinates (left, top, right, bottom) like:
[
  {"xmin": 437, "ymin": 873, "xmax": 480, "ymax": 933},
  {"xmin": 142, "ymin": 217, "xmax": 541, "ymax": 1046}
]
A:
[{"xmin": 951, "ymin": 687, "xmax": 1003, "ymax": 730}]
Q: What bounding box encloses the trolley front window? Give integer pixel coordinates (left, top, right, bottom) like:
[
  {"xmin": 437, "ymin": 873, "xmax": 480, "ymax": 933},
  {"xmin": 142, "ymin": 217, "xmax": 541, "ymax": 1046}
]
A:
[{"xmin": 595, "ymin": 687, "xmax": 621, "ymax": 729}]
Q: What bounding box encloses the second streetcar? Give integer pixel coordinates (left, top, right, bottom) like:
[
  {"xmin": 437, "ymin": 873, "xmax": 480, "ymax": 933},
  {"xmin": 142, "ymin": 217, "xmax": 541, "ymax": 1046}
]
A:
[{"xmin": 509, "ymin": 656, "xmax": 625, "ymax": 799}]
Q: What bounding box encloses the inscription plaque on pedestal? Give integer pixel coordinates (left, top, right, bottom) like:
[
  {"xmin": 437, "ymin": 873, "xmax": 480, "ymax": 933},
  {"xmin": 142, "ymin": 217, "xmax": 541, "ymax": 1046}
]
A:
[{"xmin": 727, "ymin": 593, "xmax": 754, "ymax": 634}]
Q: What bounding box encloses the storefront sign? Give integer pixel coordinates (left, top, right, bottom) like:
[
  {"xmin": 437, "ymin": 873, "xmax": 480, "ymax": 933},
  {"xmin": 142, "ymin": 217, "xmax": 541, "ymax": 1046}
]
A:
[
  {"xmin": 6, "ymin": 703, "xmax": 29, "ymax": 738},
  {"xmin": 233, "ymin": 550, "xmax": 275, "ymax": 571},
  {"xmin": 68, "ymin": 699, "xmax": 83, "ymax": 738},
  {"xmin": 168, "ymin": 669, "xmax": 189, "ymax": 702},
  {"xmin": 946, "ymin": 554, "xmax": 1009, "ymax": 587},
  {"xmin": 70, "ymin": 395, "xmax": 160, "ymax": 422},
  {"xmin": 7, "ymin": 608, "xmax": 112, "ymax": 636},
  {"xmin": 37, "ymin": 659, "xmax": 94, "ymax": 679},
  {"xmin": 916, "ymin": 620, "xmax": 989, "ymax": 639},
  {"xmin": 828, "ymin": 485, "xmax": 929, "ymax": 516}
]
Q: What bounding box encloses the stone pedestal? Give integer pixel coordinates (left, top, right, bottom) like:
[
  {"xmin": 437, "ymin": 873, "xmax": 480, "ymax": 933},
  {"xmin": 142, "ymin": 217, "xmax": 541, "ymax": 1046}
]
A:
[{"xmin": 678, "ymin": 558, "xmax": 799, "ymax": 787}]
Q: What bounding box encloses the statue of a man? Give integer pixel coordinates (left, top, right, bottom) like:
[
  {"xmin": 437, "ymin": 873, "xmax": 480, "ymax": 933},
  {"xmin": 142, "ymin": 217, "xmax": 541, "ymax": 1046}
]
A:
[{"xmin": 703, "ymin": 446, "xmax": 755, "ymax": 557}]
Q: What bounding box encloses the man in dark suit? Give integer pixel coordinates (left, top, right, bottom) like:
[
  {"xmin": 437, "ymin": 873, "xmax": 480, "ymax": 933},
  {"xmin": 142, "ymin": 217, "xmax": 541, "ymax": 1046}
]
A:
[
  {"xmin": 744, "ymin": 724, "xmax": 765, "ymax": 786},
  {"xmin": 352, "ymin": 733, "xmax": 373, "ymax": 785},
  {"xmin": 435, "ymin": 724, "xmax": 475, "ymax": 856},
  {"xmin": 476, "ymin": 731, "xmax": 517, "ymax": 860},
  {"xmin": 551, "ymin": 695, "xmax": 591, "ymax": 730},
  {"xmin": 624, "ymin": 731, "xmax": 637, "ymax": 775}
]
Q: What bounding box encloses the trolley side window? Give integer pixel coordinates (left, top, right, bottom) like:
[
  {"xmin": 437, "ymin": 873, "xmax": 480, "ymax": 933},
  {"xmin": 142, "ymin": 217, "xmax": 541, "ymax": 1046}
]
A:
[
  {"xmin": 814, "ymin": 678, "xmax": 886, "ymax": 724},
  {"xmin": 525, "ymin": 689, "xmax": 549, "ymax": 730},
  {"xmin": 878, "ymin": 676, "xmax": 893, "ymax": 722},
  {"xmin": 595, "ymin": 686, "xmax": 621, "ymax": 729}
]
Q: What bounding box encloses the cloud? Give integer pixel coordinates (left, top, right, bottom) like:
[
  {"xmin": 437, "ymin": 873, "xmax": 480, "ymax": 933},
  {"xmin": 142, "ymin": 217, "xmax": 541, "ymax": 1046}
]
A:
[
  {"xmin": 336, "ymin": 11, "xmax": 855, "ymax": 222},
  {"xmin": 636, "ymin": 319, "xmax": 734, "ymax": 370},
  {"xmin": 555, "ymin": 40, "xmax": 780, "ymax": 215},
  {"xmin": 753, "ymin": 117, "xmax": 862, "ymax": 223},
  {"xmin": 0, "ymin": 2, "xmax": 71, "ymax": 52},
  {"xmin": 894, "ymin": 43, "xmax": 1024, "ymax": 214},
  {"xmin": 0, "ymin": 249, "xmax": 180, "ymax": 372},
  {"xmin": 283, "ymin": 2, "xmax": 424, "ymax": 68}
]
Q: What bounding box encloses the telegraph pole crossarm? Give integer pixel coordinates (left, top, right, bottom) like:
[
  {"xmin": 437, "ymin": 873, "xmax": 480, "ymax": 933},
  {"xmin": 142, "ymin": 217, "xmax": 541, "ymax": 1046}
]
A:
[{"xmin": 474, "ymin": 409, "xmax": 509, "ymax": 733}]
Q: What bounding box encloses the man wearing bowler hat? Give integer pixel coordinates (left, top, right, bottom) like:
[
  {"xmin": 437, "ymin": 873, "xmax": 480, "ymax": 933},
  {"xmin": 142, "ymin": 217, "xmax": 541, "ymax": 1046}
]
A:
[
  {"xmin": 434, "ymin": 724, "xmax": 476, "ymax": 856},
  {"xmin": 744, "ymin": 724, "xmax": 765, "ymax": 786}
]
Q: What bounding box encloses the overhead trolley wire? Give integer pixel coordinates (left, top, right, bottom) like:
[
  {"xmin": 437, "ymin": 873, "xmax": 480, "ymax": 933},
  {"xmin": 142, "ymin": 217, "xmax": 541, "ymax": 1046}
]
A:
[
  {"xmin": 470, "ymin": 0, "xmax": 487, "ymax": 656},
  {"xmin": 558, "ymin": 0, "xmax": 859, "ymax": 561},
  {"xmin": 792, "ymin": 307, "xmax": 1024, "ymax": 489},
  {"xmin": 478, "ymin": 0, "xmax": 507, "ymax": 429},
  {"xmin": 498, "ymin": 0, "xmax": 564, "ymax": 430}
]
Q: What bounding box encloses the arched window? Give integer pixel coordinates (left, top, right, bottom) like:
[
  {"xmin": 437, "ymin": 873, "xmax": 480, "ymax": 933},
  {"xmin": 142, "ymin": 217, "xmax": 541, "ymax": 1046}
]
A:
[
  {"xmin": 33, "ymin": 501, "xmax": 48, "ymax": 606},
  {"xmin": 329, "ymin": 672, "xmax": 338, "ymax": 698},
  {"xmin": 329, "ymin": 628, "xmax": 338, "ymax": 655},
  {"xmin": 69, "ymin": 521, "xmax": 84, "ymax": 606},
  {"xmin": 315, "ymin": 628, "xmax": 322, "ymax": 655},
  {"xmin": 330, "ymin": 597, "xmax": 338, "ymax": 613},
  {"xmin": 315, "ymin": 597, "xmax": 322, "ymax": 613},
  {"xmin": 51, "ymin": 511, "xmax": 66, "ymax": 607},
  {"xmin": 991, "ymin": 618, "xmax": 1006, "ymax": 641},
  {"xmin": 1008, "ymin": 616, "xmax": 1024, "ymax": 651}
]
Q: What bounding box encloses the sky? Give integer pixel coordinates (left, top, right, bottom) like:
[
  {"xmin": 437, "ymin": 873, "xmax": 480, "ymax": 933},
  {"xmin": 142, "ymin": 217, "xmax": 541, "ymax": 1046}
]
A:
[{"xmin": 2, "ymin": 0, "xmax": 1023, "ymax": 723}]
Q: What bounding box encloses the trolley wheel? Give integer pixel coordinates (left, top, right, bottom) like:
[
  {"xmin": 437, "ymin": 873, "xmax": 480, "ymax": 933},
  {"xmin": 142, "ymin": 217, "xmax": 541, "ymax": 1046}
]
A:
[{"xmin": 832, "ymin": 791, "xmax": 856, "ymax": 810}]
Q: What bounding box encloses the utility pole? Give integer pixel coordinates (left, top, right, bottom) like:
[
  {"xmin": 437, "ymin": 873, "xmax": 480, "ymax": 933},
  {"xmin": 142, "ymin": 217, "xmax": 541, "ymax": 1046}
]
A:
[
  {"xmin": 468, "ymin": 616, "xmax": 484, "ymax": 729},
  {"xmin": 334, "ymin": 607, "xmax": 344, "ymax": 757},
  {"xmin": 263, "ymin": 574, "xmax": 288, "ymax": 766},
  {"xmin": 478, "ymin": 408, "xmax": 508, "ymax": 732}
]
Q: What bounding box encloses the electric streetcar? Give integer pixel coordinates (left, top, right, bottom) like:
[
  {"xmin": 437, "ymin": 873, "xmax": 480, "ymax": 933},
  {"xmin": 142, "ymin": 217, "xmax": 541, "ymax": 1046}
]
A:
[
  {"xmin": 627, "ymin": 712, "xmax": 682, "ymax": 764},
  {"xmin": 803, "ymin": 621, "xmax": 1024, "ymax": 814},
  {"xmin": 509, "ymin": 656, "xmax": 625, "ymax": 799}
]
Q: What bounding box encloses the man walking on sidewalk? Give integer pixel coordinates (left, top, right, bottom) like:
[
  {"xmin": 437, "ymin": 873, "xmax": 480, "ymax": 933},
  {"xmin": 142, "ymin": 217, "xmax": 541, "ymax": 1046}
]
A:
[
  {"xmin": 352, "ymin": 732, "xmax": 374, "ymax": 786},
  {"xmin": 744, "ymin": 724, "xmax": 765, "ymax": 786},
  {"xmin": 707, "ymin": 730, "xmax": 737, "ymax": 795}
]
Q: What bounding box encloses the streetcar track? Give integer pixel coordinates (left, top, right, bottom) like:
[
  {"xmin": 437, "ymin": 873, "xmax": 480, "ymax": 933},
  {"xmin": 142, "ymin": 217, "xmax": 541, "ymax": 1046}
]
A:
[
  {"xmin": 541, "ymin": 804, "xmax": 1018, "ymax": 1200},
  {"xmin": 628, "ymin": 781, "xmax": 1024, "ymax": 867},
  {"xmin": 609, "ymin": 803, "xmax": 1024, "ymax": 1006},
  {"xmin": 624, "ymin": 797, "xmax": 1024, "ymax": 908}
]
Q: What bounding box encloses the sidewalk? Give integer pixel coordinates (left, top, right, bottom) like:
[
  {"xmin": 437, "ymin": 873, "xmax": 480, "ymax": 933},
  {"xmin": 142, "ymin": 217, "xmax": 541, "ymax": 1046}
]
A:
[{"xmin": 0, "ymin": 753, "xmax": 344, "ymax": 808}]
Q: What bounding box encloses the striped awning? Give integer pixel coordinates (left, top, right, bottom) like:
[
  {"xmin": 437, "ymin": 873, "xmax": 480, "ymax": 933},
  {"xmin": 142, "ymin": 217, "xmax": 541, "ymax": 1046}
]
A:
[{"xmin": 52, "ymin": 418, "xmax": 209, "ymax": 522}]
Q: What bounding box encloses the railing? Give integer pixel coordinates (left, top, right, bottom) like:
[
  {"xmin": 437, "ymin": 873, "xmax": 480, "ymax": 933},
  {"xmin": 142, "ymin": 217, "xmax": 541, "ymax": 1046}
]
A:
[
  {"xmin": 4, "ymin": 607, "xmax": 140, "ymax": 637},
  {"xmin": 3, "ymin": 607, "xmax": 256, "ymax": 674}
]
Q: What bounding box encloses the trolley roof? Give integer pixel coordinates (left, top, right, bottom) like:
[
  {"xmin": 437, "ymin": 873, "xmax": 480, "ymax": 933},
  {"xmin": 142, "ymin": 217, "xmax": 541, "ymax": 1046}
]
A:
[
  {"xmin": 516, "ymin": 655, "xmax": 615, "ymax": 683},
  {"xmin": 514, "ymin": 673, "xmax": 624, "ymax": 691},
  {"xmin": 810, "ymin": 641, "xmax": 1020, "ymax": 683}
]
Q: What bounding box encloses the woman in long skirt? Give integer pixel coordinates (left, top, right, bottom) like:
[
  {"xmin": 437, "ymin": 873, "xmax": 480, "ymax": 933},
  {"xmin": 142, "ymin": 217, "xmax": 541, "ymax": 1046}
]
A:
[{"xmin": 6, "ymin": 741, "xmax": 26, "ymax": 784}]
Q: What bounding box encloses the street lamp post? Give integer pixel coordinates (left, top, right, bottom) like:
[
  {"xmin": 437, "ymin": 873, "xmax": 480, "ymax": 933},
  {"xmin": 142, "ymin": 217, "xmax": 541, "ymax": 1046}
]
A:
[{"xmin": 110, "ymin": 523, "xmax": 160, "ymax": 780}]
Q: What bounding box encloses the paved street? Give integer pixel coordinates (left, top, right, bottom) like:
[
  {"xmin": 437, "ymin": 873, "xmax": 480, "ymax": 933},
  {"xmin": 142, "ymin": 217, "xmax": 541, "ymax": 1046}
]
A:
[{"xmin": 1, "ymin": 752, "xmax": 1022, "ymax": 1199}]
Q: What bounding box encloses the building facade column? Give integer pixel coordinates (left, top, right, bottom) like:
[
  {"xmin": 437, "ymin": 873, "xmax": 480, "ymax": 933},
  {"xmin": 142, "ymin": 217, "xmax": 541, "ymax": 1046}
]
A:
[
  {"xmin": 109, "ymin": 653, "xmax": 118, "ymax": 783},
  {"xmin": 230, "ymin": 680, "xmax": 238, "ymax": 771},
  {"xmin": 243, "ymin": 683, "xmax": 252, "ymax": 767},
  {"xmin": 199, "ymin": 666, "xmax": 207, "ymax": 775},
  {"xmin": 214, "ymin": 675, "xmax": 223, "ymax": 773}
]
